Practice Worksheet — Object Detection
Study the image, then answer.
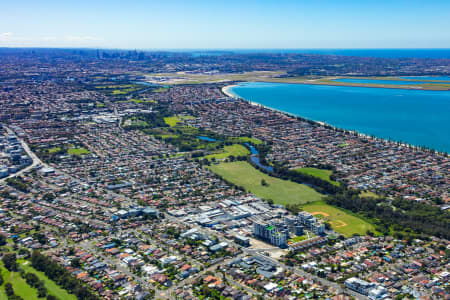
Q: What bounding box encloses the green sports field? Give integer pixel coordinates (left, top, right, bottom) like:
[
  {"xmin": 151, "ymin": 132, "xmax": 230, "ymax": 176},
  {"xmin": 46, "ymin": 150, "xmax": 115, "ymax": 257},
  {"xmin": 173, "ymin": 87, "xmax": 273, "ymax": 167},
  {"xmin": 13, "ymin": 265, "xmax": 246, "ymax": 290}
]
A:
[
  {"xmin": 208, "ymin": 161, "xmax": 323, "ymax": 205},
  {"xmin": 302, "ymin": 201, "xmax": 376, "ymax": 237}
]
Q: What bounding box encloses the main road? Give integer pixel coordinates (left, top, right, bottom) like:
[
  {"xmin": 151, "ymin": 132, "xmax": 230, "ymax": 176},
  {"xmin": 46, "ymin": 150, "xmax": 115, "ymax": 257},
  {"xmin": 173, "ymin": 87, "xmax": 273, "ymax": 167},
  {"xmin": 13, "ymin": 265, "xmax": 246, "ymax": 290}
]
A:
[{"xmin": 0, "ymin": 125, "xmax": 44, "ymax": 183}]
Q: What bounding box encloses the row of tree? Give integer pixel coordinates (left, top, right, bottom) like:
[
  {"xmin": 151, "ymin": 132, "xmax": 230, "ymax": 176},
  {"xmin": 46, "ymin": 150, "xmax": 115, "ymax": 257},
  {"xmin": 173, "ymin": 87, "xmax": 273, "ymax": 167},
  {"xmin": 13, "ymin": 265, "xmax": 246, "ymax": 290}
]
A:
[
  {"xmin": 24, "ymin": 272, "xmax": 48, "ymax": 298},
  {"xmin": 325, "ymin": 190, "xmax": 450, "ymax": 239},
  {"xmin": 273, "ymin": 166, "xmax": 341, "ymax": 195},
  {"xmin": 1, "ymin": 253, "xmax": 56, "ymax": 299},
  {"xmin": 4, "ymin": 282, "xmax": 23, "ymax": 300},
  {"xmin": 30, "ymin": 251, "xmax": 99, "ymax": 300}
]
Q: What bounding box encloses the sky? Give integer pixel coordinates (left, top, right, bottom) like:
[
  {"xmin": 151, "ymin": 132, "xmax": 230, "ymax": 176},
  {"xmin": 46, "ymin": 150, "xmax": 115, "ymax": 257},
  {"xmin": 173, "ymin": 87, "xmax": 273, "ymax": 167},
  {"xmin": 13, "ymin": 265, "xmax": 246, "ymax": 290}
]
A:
[{"xmin": 1, "ymin": 0, "xmax": 450, "ymax": 49}]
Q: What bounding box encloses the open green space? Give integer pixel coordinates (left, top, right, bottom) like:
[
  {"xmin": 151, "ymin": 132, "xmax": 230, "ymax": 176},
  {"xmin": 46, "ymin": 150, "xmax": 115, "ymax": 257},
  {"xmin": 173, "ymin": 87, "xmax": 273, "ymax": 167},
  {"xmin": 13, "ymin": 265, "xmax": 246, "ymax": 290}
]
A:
[
  {"xmin": 163, "ymin": 115, "xmax": 195, "ymax": 127},
  {"xmin": 127, "ymin": 98, "xmax": 156, "ymax": 104},
  {"xmin": 153, "ymin": 87, "xmax": 169, "ymax": 92},
  {"xmin": 0, "ymin": 262, "xmax": 38, "ymax": 300},
  {"xmin": 0, "ymin": 259, "xmax": 78, "ymax": 300},
  {"xmin": 227, "ymin": 136, "xmax": 263, "ymax": 145},
  {"xmin": 203, "ymin": 144, "xmax": 250, "ymax": 160},
  {"xmin": 208, "ymin": 161, "xmax": 323, "ymax": 205},
  {"xmin": 20, "ymin": 261, "xmax": 77, "ymax": 300},
  {"xmin": 145, "ymin": 71, "xmax": 284, "ymax": 85},
  {"xmin": 48, "ymin": 147, "xmax": 62, "ymax": 154},
  {"xmin": 287, "ymin": 235, "xmax": 308, "ymax": 244},
  {"xmin": 360, "ymin": 190, "xmax": 381, "ymax": 199},
  {"xmin": 146, "ymin": 126, "xmax": 223, "ymax": 152},
  {"xmin": 67, "ymin": 147, "xmax": 90, "ymax": 156},
  {"xmin": 160, "ymin": 134, "xmax": 179, "ymax": 139},
  {"xmin": 164, "ymin": 116, "xmax": 182, "ymax": 127},
  {"xmin": 301, "ymin": 201, "xmax": 377, "ymax": 237},
  {"xmin": 95, "ymin": 83, "xmax": 146, "ymax": 95},
  {"xmin": 295, "ymin": 167, "xmax": 339, "ymax": 186}
]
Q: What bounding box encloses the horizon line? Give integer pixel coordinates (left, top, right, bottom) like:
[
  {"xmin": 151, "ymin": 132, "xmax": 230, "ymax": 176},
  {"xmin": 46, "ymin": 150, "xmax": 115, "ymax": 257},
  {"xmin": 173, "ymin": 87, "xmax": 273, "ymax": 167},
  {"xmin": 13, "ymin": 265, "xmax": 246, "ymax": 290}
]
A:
[{"xmin": 1, "ymin": 47, "xmax": 450, "ymax": 51}]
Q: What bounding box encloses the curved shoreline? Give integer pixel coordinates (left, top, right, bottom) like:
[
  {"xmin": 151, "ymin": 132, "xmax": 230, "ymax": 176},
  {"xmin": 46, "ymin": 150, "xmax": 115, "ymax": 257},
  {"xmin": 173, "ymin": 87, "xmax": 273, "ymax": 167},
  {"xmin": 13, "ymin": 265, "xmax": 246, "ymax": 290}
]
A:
[
  {"xmin": 222, "ymin": 83, "xmax": 449, "ymax": 155},
  {"xmin": 262, "ymin": 79, "xmax": 450, "ymax": 91},
  {"xmin": 221, "ymin": 85, "xmax": 238, "ymax": 98}
]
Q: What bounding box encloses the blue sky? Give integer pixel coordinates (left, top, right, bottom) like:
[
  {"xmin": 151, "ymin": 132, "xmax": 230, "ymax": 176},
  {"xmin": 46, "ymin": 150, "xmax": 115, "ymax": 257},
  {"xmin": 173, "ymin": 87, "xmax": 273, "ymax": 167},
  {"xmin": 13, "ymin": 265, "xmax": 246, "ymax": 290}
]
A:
[{"xmin": 1, "ymin": 0, "xmax": 449, "ymax": 49}]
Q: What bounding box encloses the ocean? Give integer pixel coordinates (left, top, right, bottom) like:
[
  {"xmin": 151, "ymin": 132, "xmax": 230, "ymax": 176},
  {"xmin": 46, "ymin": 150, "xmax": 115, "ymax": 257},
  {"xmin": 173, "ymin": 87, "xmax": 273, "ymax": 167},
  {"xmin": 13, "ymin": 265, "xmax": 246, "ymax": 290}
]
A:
[{"xmin": 229, "ymin": 82, "xmax": 450, "ymax": 153}]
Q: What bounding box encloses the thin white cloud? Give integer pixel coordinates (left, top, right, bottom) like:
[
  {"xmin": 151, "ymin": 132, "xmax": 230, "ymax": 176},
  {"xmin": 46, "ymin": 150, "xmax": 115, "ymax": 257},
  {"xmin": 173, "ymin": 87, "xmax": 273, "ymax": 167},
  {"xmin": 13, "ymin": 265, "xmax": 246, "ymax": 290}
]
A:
[
  {"xmin": 0, "ymin": 32, "xmax": 104, "ymax": 47},
  {"xmin": 0, "ymin": 32, "xmax": 15, "ymax": 42}
]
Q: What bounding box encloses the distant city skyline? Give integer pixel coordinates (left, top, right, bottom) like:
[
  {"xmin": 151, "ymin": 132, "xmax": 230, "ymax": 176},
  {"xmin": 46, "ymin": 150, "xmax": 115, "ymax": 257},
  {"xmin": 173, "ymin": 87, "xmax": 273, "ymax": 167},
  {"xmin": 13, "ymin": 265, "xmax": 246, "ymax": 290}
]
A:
[{"xmin": 1, "ymin": 0, "xmax": 450, "ymax": 49}]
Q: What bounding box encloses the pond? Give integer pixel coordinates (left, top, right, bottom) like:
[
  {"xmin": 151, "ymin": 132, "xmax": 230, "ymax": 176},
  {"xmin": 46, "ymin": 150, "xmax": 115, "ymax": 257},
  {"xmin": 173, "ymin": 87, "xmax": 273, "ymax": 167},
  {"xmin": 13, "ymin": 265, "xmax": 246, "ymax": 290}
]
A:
[
  {"xmin": 244, "ymin": 143, "xmax": 274, "ymax": 172},
  {"xmin": 197, "ymin": 136, "xmax": 217, "ymax": 142}
]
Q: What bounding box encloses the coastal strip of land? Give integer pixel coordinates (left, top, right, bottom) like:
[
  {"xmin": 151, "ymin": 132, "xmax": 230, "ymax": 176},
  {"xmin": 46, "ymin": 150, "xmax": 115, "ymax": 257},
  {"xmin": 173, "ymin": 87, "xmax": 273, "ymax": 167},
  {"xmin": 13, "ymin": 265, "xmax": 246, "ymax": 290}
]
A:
[
  {"xmin": 263, "ymin": 76, "xmax": 450, "ymax": 91},
  {"xmin": 146, "ymin": 71, "xmax": 450, "ymax": 91}
]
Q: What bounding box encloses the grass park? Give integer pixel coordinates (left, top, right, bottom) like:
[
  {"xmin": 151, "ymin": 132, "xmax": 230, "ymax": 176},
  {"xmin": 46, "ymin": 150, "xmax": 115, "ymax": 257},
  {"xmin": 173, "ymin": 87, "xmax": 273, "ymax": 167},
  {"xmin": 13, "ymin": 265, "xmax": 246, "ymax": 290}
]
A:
[
  {"xmin": 302, "ymin": 201, "xmax": 377, "ymax": 237},
  {"xmin": 48, "ymin": 147, "xmax": 62, "ymax": 154},
  {"xmin": 67, "ymin": 147, "xmax": 90, "ymax": 156},
  {"xmin": 360, "ymin": 190, "xmax": 381, "ymax": 198},
  {"xmin": 295, "ymin": 167, "xmax": 340, "ymax": 186},
  {"xmin": 163, "ymin": 115, "xmax": 196, "ymax": 127},
  {"xmin": 127, "ymin": 98, "xmax": 156, "ymax": 104},
  {"xmin": 164, "ymin": 116, "xmax": 182, "ymax": 127},
  {"xmin": 208, "ymin": 161, "xmax": 323, "ymax": 206},
  {"xmin": 203, "ymin": 144, "xmax": 250, "ymax": 160},
  {"xmin": 227, "ymin": 136, "xmax": 263, "ymax": 145},
  {"xmin": 95, "ymin": 84, "xmax": 144, "ymax": 95},
  {"xmin": 0, "ymin": 260, "xmax": 76, "ymax": 300}
]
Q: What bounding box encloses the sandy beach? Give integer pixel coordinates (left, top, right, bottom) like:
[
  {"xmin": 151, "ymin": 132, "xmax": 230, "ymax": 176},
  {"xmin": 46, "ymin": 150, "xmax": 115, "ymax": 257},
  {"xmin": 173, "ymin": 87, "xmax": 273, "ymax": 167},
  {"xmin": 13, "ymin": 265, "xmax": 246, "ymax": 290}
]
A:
[{"xmin": 221, "ymin": 85, "xmax": 238, "ymax": 98}]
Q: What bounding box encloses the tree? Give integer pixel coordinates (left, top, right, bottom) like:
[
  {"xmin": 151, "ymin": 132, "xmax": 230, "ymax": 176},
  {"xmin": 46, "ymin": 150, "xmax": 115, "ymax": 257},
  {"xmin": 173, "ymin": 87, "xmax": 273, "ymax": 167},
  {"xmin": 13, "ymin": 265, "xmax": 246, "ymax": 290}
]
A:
[
  {"xmin": 71, "ymin": 258, "xmax": 81, "ymax": 268},
  {"xmin": 0, "ymin": 234, "xmax": 6, "ymax": 246},
  {"xmin": 5, "ymin": 283, "xmax": 14, "ymax": 296},
  {"xmin": 37, "ymin": 283, "xmax": 48, "ymax": 298},
  {"xmin": 2, "ymin": 253, "xmax": 18, "ymax": 271},
  {"xmin": 25, "ymin": 272, "xmax": 40, "ymax": 287}
]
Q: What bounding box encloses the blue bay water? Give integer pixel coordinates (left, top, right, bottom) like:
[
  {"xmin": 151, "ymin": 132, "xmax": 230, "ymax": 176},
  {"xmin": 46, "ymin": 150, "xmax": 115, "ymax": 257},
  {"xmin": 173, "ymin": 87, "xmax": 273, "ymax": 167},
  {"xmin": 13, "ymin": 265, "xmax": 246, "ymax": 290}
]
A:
[
  {"xmin": 229, "ymin": 82, "xmax": 450, "ymax": 153},
  {"xmin": 332, "ymin": 78, "xmax": 448, "ymax": 85},
  {"xmin": 400, "ymin": 76, "xmax": 450, "ymax": 81}
]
